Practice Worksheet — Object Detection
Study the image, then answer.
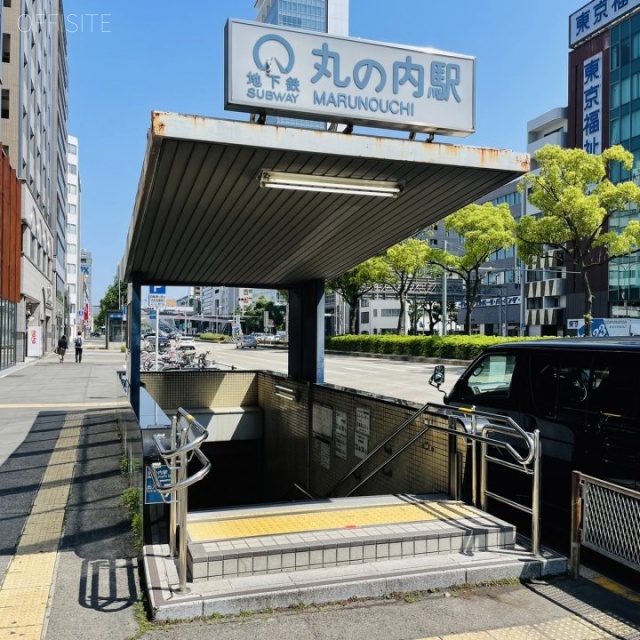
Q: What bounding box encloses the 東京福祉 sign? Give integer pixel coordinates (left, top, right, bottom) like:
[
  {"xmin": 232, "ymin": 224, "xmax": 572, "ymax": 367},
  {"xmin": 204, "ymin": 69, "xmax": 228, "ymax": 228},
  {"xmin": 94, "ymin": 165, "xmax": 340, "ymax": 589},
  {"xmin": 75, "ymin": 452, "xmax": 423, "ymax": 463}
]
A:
[{"xmin": 224, "ymin": 20, "xmax": 475, "ymax": 137}]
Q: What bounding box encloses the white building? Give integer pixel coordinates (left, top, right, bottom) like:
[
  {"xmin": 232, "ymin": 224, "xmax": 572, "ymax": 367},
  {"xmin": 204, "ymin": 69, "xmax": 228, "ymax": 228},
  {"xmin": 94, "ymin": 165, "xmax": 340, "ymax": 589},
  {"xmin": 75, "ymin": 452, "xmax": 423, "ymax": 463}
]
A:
[
  {"xmin": 66, "ymin": 135, "xmax": 82, "ymax": 334},
  {"xmin": 1, "ymin": 1, "xmax": 68, "ymax": 354}
]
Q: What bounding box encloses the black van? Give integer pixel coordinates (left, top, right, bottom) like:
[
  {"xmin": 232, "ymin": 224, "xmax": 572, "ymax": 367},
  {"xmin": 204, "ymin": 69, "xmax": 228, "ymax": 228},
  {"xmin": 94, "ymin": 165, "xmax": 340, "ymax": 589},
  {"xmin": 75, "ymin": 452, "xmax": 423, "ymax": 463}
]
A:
[{"xmin": 440, "ymin": 338, "xmax": 639, "ymax": 538}]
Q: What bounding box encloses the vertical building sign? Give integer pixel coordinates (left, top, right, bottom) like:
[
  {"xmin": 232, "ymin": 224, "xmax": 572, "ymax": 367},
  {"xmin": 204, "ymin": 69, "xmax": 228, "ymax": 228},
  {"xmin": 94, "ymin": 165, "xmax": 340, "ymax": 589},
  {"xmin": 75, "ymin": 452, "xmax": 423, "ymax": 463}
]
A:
[{"xmin": 583, "ymin": 52, "xmax": 602, "ymax": 154}]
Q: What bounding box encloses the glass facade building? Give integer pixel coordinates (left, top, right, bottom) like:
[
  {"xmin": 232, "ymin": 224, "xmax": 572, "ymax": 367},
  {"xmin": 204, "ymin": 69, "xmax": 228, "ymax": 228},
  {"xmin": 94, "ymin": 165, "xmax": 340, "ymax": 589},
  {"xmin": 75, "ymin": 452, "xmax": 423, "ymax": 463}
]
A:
[
  {"xmin": 608, "ymin": 16, "xmax": 640, "ymax": 312},
  {"xmin": 254, "ymin": 0, "xmax": 349, "ymax": 129},
  {"xmin": 569, "ymin": 3, "xmax": 640, "ymax": 321}
]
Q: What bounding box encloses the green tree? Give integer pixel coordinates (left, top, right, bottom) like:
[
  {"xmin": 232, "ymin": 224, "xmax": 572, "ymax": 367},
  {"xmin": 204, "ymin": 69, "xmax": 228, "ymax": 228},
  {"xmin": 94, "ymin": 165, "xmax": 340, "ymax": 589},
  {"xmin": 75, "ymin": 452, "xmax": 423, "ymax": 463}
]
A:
[
  {"xmin": 430, "ymin": 202, "xmax": 517, "ymax": 335},
  {"xmin": 517, "ymin": 145, "xmax": 640, "ymax": 336},
  {"xmin": 385, "ymin": 238, "xmax": 431, "ymax": 335},
  {"xmin": 327, "ymin": 257, "xmax": 392, "ymax": 334},
  {"xmin": 95, "ymin": 277, "xmax": 127, "ymax": 331}
]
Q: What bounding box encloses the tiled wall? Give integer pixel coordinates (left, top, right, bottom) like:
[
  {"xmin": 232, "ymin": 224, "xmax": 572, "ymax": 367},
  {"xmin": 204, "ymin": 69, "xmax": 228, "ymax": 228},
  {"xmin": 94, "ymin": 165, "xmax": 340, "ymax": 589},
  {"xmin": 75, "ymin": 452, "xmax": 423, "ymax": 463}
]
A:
[
  {"xmin": 141, "ymin": 371, "xmax": 259, "ymax": 412},
  {"xmin": 140, "ymin": 371, "xmax": 459, "ymax": 505}
]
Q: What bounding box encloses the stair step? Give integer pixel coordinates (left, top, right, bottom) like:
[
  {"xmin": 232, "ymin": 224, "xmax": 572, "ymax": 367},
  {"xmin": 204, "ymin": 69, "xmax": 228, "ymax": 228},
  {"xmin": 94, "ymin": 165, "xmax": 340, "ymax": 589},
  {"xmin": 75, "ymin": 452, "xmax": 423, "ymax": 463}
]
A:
[{"xmin": 186, "ymin": 495, "xmax": 516, "ymax": 581}]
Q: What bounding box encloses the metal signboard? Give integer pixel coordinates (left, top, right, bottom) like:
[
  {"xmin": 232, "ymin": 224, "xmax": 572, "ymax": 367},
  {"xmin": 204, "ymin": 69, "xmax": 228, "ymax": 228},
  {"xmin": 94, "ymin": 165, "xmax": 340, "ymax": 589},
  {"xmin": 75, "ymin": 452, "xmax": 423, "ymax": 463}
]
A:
[
  {"xmin": 570, "ymin": 0, "xmax": 640, "ymax": 48},
  {"xmin": 145, "ymin": 464, "xmax": 171, "ymax": 504},
  {"xmin": 225, "ymin": 20, "xmax": 475, "ymax": 136}
]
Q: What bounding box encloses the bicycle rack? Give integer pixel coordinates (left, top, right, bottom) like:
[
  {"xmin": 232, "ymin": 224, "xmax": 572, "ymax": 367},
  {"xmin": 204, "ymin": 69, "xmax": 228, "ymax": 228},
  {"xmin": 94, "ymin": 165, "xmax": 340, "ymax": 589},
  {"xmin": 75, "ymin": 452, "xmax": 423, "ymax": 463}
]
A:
[{"xmin": 148, "ymin": 407, "xmax": 211, "ymax": 593}]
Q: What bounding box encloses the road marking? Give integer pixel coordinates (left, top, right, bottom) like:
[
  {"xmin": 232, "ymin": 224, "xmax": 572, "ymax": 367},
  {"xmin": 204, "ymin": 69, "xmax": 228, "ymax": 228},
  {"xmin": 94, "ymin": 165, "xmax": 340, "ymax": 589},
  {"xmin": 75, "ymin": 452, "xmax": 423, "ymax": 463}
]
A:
[{"xmin": 0, "ymin": 400, "xmax": 130, "ymax": 409}]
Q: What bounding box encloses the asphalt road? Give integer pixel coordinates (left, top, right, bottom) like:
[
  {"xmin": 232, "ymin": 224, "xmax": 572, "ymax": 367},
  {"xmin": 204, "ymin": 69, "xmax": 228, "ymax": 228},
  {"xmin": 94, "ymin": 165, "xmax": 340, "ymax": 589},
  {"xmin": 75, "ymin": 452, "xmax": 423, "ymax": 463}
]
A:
[{"xmin": 196, "ymin": 341, "xmax": 468, "ymax": 405}]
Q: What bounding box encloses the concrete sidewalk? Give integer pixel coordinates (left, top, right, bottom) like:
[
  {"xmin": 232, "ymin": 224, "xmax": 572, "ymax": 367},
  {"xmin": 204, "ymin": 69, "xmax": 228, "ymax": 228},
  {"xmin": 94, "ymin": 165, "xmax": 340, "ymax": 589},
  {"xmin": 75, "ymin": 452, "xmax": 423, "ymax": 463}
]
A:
[{"xmin": 0, "ymin": 346, "xmax": 639, "ymax": 640}]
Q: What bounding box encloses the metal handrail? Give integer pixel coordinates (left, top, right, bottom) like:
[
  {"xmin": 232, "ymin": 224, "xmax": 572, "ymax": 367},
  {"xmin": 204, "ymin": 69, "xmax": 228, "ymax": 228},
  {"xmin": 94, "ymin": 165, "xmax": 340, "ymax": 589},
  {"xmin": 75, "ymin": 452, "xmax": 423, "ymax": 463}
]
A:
[
  {"xmin": 325, "ymin": 400, "xmax": 541, "ymax": 556},
  {"xmin": 324, "ymin": 401, "xmax": 433, "ymax": 498},
  {"xmin": 148, "ymin": 408, "xmax": 211, "ymax": 593},
  {"xmin": 424, "ymin": 403, "xmax": 541, "ymax": 556},
  {"xmin": 149, "ymin": 447, "xmax": 211, "ymax": 494}
]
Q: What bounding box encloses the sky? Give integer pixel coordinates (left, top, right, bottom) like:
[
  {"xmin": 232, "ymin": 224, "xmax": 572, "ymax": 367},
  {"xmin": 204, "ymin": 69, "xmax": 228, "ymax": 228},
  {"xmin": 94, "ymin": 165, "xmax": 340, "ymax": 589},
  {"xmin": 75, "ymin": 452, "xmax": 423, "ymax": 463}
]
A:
[{"xmin": 64, "ymin": 0, "xmax": 578, "ymax": 304}]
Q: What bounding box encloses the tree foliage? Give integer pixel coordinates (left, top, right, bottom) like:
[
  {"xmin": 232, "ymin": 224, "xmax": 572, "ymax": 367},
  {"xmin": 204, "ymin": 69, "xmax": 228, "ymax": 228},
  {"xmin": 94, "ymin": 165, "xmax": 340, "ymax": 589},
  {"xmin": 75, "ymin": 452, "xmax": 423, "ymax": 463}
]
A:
[
  {"xmin": 241, "ymin": 296, "xmax": 286, "ymax": 334},
  {"xmin": 517, "ymin": 144, "xmax": 640, "ymax": 336},
  {"xmin": 430, "ymin": 202, "xmax": 517, "ymax": 334},
  {"xmin": 384, "ymin": 238, "xmax": 432, "ymax": 335},
  {"xmin": 95, "ymin": 278, "xmax": 127, "ymax": 331},
  {"xmin": 327, "ymin": 257, "xmax": 392, "ymax": 334}
]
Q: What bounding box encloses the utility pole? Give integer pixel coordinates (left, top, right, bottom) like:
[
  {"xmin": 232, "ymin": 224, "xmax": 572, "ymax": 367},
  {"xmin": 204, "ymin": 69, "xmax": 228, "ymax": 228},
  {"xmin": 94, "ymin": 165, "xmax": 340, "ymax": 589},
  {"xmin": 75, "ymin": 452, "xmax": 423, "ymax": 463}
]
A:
[{"xmin": 442, "ymin": 240, "xmax": 448, "ymax": 336}]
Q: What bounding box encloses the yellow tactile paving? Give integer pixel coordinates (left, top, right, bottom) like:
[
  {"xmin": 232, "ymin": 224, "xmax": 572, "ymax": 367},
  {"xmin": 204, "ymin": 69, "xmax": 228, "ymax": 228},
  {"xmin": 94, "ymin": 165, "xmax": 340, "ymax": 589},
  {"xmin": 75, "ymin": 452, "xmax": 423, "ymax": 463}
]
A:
[
  {"xmin": 0, "ymin": 414, "xmax": 82, "ymax": 640},
  {"xmin": 188, "ymin": 502, "xmax": 479, "ymax": 543},
  {"xmin": 417, "ymin": 615, "xmax": 621, "ymax": 639}
]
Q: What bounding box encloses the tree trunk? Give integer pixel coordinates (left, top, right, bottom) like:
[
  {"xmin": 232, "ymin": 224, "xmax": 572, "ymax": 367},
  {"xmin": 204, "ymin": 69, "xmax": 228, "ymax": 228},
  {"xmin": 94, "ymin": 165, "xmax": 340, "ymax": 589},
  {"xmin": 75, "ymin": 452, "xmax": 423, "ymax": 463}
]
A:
[
  {"xmin": 582, "ymin": 268, "xmax": 594, "ymax": 337},
  {"xmin": 396, "ymin": 293, "xmax": 407, "ymax": 335}
]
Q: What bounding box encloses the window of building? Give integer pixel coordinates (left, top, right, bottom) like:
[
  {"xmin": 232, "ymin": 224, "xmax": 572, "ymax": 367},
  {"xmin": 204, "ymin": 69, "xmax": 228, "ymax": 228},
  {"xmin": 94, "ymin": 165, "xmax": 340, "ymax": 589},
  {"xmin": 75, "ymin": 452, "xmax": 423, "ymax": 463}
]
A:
[
  {"xmin": 68, "ymin": 163, "xmax": 77, "ymax": 175},
  {"xmin": 622, "ymin": 76, "xmax": 631, "ymax": 104},
  {"xmin": 2, "ymin": 33, "xmax": 10, "ymax": 64},
  {"xmin": 70, "ymin": 304, "xmax": 76, "ymax": 314},
  {"xmin": 68, "ymin": 184, "xmax": 77, "ymax": 195},
  {"xmin": 67, "ymin": 223, "xmax": 76, "ymax": 235},
  {"xmin": 611, "ymin": 118, "xmax": 621, "ymax": 145},
  {"xmin": 67, "ymin": 264, "xmax": 76, "ymax": 275},
  {"xmin": 381, "ymin": 308, "xmax": 400, "ymax": 317},
  {"xmin": 68, "ymin": 243, "xmax": 76, "ymax": 255},
  {"xmin": 612, "ymin": 43, "xmax": 620, "ymax": 70},
  {"xmin": 69, "ymin": 143, "xmax": 77, "ymax": 154},
  {"xmin": 361, "ymin": 311, "xmax": 370, "ymax": 324},
  {"xmin": 68, "ymin": 284, "xmax": 76, "ymax": 295},
  {"xmin": 1, "ymin": 89, "xmax": 9, "ymax": 119},
  {"xmin": 67, "ymin": 203, "xmax": 76, "ymax": 215}
]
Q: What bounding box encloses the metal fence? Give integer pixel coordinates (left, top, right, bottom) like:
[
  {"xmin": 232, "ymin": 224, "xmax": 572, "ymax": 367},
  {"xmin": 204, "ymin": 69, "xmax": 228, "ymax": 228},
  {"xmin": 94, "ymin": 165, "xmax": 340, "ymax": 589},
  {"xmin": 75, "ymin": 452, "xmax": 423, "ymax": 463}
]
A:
[{"xmin": 570, "ymin": 471, "xmax": 640, "ymax": 577}]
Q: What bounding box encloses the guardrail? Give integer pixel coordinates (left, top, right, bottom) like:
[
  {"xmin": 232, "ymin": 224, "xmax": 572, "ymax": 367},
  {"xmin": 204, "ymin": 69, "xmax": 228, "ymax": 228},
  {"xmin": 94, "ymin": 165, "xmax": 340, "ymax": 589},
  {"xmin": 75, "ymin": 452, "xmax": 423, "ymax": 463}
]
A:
[
  {"xmin": 149, "ymin": 408, "xmax": 211, "ymax": 592},
  {"xmin": 570, "ymin": 471, "xmax": 640, "ymax": 577}
]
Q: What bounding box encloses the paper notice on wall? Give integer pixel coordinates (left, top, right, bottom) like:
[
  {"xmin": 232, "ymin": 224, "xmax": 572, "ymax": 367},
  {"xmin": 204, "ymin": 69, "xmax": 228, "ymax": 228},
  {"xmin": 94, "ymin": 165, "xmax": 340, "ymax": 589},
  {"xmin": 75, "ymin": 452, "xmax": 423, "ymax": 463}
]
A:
[
  {"xmin": 355, "ymin": 407, "xmax": 370, "ymax": 436},
  {"xmin": 335, "ymin": 410, "xmax": 348, "ymax": 460},
  {"xmin": 355, "ymin": 432, "xmax": 369, "ymax": 459},
  {"xmin": 312, "ymin": 403, "xmax": 333, "ymax": 438},
  {"xmin": 320, "ymin": 439, "xmax": 331, "ymax": 470}
]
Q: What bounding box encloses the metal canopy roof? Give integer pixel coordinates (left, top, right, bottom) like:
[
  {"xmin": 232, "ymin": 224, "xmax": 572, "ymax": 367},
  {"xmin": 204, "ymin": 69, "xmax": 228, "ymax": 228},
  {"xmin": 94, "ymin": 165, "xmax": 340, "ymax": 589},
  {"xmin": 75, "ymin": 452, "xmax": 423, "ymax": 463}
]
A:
[{"xmin": 123, "ymin": 111, "xmax": 528, "ymax": 288}]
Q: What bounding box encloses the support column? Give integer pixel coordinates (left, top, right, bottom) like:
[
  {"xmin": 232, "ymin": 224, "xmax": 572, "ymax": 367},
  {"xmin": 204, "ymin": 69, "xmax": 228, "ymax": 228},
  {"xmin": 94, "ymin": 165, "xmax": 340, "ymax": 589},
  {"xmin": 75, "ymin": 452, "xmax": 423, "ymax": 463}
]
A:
[
  {"xmin": 128, "ymin": 274, "xmax": 142, "ymax": 417},
  {"xmin": 288, "ymin": 280, "xmax": 325, "ymax": 383}
]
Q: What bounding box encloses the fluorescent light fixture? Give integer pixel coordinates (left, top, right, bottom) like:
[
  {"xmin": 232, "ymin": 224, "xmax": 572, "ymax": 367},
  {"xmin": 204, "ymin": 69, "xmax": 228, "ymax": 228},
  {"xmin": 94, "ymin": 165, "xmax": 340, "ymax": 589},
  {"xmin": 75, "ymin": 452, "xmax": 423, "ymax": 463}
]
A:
[{"xmin": 259, "ymin": 170, "xmax": 402, "ymax": 198}]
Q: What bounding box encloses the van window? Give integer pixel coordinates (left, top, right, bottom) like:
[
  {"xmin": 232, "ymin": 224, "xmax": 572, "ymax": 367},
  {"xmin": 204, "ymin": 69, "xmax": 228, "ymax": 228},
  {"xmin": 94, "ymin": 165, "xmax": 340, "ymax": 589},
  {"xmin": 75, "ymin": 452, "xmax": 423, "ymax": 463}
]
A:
[
  {"xmin": 589, "ymin": 354, "xmax": 638, "ymax": 418},
  {"xmin": 530, "ymin": 352, "xmax": 594, "ymax": 417},
  {"xmin": 451, "ymin": 353, "xmax": 517, "ymax": 406}
]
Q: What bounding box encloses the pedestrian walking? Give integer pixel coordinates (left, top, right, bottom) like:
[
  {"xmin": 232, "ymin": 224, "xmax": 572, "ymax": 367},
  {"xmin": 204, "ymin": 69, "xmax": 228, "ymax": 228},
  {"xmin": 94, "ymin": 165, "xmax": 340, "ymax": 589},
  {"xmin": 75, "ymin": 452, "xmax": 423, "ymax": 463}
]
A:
[
  {"xmin": 57, "ymin": 335, "xmax": 68, "ymax": 363},
  {"xmin": 74, "ymin": 331, "xmax": 84, "ymax": 363}
]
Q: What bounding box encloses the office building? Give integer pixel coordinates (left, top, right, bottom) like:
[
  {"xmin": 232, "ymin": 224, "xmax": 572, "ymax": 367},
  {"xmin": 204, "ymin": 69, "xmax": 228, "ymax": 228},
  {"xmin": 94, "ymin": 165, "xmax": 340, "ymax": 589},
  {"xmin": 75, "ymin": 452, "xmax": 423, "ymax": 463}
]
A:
[
  {"xmin": 66, "ymin": 136, "xmax": 81, "ymax": 334},
  {"xmin": 80, "ymin": 250, "xmax": 92, "ymax": 333},
  {"xmin": 254, "ymin": 0, "xmax": 348, "ymax": 128},
  {"xmin": 1, "ymin": 1, "xmax": 68, "ymax": 356},
  {"xmin": 569, "ymin": 1, "xmax": 640, "ymax": 322}
]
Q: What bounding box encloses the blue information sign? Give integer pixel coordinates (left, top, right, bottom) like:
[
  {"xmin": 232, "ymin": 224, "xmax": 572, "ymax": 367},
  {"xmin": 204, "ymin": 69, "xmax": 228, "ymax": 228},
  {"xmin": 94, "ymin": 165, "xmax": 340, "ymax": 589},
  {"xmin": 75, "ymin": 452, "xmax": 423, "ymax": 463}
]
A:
[{"xmin": 145, "ymin": 464, "xmax": 172, "ymax": 504}]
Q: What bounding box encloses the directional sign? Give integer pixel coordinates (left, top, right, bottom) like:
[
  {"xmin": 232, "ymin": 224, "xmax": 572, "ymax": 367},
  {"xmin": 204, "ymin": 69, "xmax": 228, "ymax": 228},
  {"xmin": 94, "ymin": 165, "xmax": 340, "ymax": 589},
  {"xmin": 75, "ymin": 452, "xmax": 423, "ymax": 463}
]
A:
[
  {"xmin": 148, "ymin": 294, "xmax": 166, "ymax": 310},
  {"xmin": 149, "ymin": 285, "xmax": 167, "ymax": 310}
]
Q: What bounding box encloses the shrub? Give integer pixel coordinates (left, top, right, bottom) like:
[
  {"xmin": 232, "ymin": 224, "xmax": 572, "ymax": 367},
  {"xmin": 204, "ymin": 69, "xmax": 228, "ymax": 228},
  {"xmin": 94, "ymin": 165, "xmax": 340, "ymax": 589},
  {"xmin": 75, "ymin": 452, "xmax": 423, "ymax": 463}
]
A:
[
  {"xmin": 325, "ymin": 335, "xmax": 554, "ymax": 360},
  {"xmin": 199, "ymin": 333, "xmax": 229, "ymax": 342}
]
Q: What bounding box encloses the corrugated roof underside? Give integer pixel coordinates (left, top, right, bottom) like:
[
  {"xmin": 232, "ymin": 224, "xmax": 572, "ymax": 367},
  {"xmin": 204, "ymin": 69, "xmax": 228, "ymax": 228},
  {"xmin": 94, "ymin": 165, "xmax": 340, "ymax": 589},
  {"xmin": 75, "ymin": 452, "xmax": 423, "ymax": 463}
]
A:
[{"xmin": 126, "ymin": 138, "xmax": 522, "ymax": 287}]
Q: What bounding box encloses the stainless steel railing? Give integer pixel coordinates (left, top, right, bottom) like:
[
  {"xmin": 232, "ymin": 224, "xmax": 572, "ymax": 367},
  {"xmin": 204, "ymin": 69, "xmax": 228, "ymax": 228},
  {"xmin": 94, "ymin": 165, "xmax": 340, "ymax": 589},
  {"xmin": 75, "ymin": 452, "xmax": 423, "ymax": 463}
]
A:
[
  {"xmin": 423, "ymin": 403, "xmax": 542, "ymax": 556},
  {"xmin": 148, "ymin": 407, "xmax": 211, "ymax": 592}
]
